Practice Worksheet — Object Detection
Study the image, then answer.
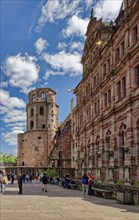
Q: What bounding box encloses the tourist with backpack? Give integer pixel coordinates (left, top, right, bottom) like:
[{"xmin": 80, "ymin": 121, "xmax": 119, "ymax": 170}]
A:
[{"xmin": 81, "ymin": 173, "xmax": 89, "ymax": 197}]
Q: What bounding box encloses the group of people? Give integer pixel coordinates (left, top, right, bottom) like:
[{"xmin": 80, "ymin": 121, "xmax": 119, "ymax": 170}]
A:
[
  {"xmin": 0, "ymin": 170, "xmax": 52, "ymax": 195},
  {"xmin": 0, "ymin": 169, "xmax": 94, "ymax": 197},
  {"xmin": 81, "ymin": 173, "xmax": 94, "ymax": 197}
]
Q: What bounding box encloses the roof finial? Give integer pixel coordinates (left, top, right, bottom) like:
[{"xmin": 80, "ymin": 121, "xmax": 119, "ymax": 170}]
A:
[{"xmin": 90, "ymin": 8, "xmax": 94, "ymax": 19}]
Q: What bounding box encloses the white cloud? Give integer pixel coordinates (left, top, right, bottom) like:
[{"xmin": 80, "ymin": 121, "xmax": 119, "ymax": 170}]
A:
[
  {"xmin": 0, "ymin": 81, "xmax": 8, "ymax": 88},
  {"xmin": 94, "ymin": 0, "xmax": 123, "ymax": 21},
  {"xmin": 3, "ymin": 109, "xmax": 26, "ymax": 123},
  {"xmin": 44, "ymin": 70, "xmax": 65, "ymax": 80},
  {"xmin": 0, "ymin": 89, "xmax": 26, "ymax": 110},
  {"xmin": 36, "ymin": 0, "xmax": 80, "ymax": 32},
  {"xmin": 3, "ymin": 129, "xmax": 24, "ymax": 146},
  {"xmin": 43, "ymin": 51, "xmax": 82, "ymax": 78},
  {"xmin": 57, "ymin": 41, "xmax": 83, "ymax": 52},
  {"xmin": 70, "ymin": 42, "xmax": 84, "ymax": 52},
  {"xmin": 0, "ymin": 89, "xmax": 26, "ymax": 146},
  {"xmin": 57, "ymin": 42, "xmax": 68, "ymax": 50},
  {"xmin": 34, "ymin": 37, "xmax": 49, "ymax": 54},
  {"xmin": 84, "ymin": 0, "xmax": 93, "ymax": 9},
  {"xmin": 2, "ymin": 53, "xmax": 39, "ymax": 93},
  {"xmin": 62, "ymin": 15, "xmax": 89, "ymax": 37}
]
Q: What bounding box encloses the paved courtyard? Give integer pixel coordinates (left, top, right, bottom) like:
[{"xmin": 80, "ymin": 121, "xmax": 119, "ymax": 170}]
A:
[{"xmin": 0, "ymin": 182, "xmax": 138, "ymax": 220}]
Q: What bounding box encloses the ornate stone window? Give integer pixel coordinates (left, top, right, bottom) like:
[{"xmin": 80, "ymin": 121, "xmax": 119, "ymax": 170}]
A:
[
  {"xmin": 122, "ymin": 76, "xmax": 126, "ymax": 97},
  {"xmin": 132, "ymin": 24, "xmax": 138, "ymax": 44}
]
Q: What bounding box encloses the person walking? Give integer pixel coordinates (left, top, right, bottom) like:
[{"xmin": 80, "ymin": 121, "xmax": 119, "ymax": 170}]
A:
[
  {"xmin": 88, "ymin": 173, "xmax": 94, "ymax": 195},
  {"xmin": 17, "ymin": 172, "xmax": 23, "ymax": 194},
  {"xmin": 81, "ymin": 173, "xmax": 89, "ymax": 197},
  {"xmin": 42, "ymin": 173, "xmax": 48, "ymax": 192},
  {"xmin": 1, "ymin": 170, "xmax": 8, "ymax": 194}
]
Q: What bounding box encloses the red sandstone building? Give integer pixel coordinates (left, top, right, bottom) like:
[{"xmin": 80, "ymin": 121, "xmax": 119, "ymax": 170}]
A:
[
  {"xmin": 17, "ymin": 88, "xmax": 58, "ymax": 168},
  {"xmin": 74, "ymin": 0, "xmax": 139, "ymax": 183}
]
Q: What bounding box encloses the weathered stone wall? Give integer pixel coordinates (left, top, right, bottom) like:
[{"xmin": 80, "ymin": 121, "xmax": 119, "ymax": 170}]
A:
[{"xmin": 74, "ymin": 0, "xmax": 139, "ymax": 182}]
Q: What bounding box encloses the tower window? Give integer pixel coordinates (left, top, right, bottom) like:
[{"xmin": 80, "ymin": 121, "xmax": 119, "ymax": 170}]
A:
[
  {"xmin": 31, "ymin": 94, "xmax": 35, "ymax": 102},
  {"xmin": 30, "ymin": 108, "xmax": 34, "ymax": 117},
  {"xmin": 42, "ymin": 124, "xmax": 45, "ymax": 129},
  {"xmin": 40, "ymin": 106, "xmax": 44, "ymax": 115},
  {"xmin": 30, "ymin": 121, "xmax": 34, "ymax": 129},
  {"xmin": 41, "ymin": 92, "xmax": 46, "ymax": 101},
  {"xmin": 34, "ymin": 146, "xmax": 39, "ymax": 152}
]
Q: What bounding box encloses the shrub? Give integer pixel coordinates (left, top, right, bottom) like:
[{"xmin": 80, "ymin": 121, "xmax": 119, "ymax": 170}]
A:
[
  {"xmin": 44, "ymin": 168, "xmax": 57, "ymax": 177},
  {"xmin": 133, "ymin": 180, "xmax": 139, "ymax": 188}
]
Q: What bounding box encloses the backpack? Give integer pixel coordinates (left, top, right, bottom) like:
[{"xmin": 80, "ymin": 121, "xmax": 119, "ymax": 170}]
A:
[{"xmin": 82, "ymin": 177, "xmax": 88, "ymax": 184}]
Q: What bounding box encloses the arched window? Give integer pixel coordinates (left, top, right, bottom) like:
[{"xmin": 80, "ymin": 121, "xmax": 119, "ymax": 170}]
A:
[
  {"xmin": 41, "ymin": 92, "xmax": 46, "ymax": 101},
  {"xmin": 40, "ymin": 106, "xmax": 44, "ymax": 115},
  {"xmin": 22, "ymin": 161, "xmax": 25, "ymax": 166},
  {"xmin": 30, "ymin": 108, "xmax": 34, "ymax": 117}
]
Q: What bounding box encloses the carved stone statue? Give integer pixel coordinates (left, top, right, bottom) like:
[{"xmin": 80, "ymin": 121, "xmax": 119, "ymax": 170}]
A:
[{"xmin": 90, "ymin": 8, "xmax": 94, "ymax": 18}]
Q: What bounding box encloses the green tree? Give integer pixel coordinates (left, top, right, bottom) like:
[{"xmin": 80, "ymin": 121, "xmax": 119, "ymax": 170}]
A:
[
  {"xmin": 44, "ymin": 168, "xmax": 57, "ymax": 177},
  {"xmin": 0, "ymin": 154, "xmax": 17, "ymax": 164}
]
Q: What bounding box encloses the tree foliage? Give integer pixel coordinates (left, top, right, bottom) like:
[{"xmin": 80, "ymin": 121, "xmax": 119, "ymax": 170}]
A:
[
  {"xmin": 44, "ymin": 168, "xmax": 57, "ymax": 177},
  {"xmin": 0, "ymin": 154, "xmax": 17, "ymax": 164}
]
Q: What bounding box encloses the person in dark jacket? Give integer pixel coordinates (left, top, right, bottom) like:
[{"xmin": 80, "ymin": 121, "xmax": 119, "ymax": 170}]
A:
[
  {"xmin": 42, "ymin": 173, "xmax": 48, "ymax": 192},
  {"xmin": 17, "ymin": 172, "xmax": 23, "ymax": 194}
]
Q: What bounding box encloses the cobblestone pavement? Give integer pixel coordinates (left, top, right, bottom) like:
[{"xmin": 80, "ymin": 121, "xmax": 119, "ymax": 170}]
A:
[{"xmin": 0, "ymin": 182, "xmax": 139, "ymax": 220}]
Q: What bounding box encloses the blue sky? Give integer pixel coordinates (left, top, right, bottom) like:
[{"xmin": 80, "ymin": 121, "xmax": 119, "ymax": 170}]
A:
[{"xmin": 0, "ymin": 0, "xmax": 122, "ymax": 155}]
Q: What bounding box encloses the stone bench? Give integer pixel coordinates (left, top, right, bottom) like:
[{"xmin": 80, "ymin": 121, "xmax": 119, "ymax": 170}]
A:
[{"xmin": 92, "ymin": 187, "xmax": 113, "ymax": 199}]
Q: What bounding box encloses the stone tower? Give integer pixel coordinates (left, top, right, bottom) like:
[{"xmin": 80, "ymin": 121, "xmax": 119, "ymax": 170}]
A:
[{"xmin": 17, "ymin": 88, "xmax": 59, "ymax": 167}]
